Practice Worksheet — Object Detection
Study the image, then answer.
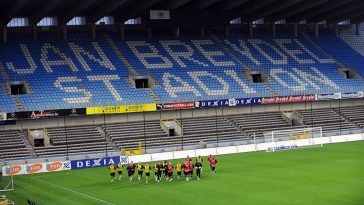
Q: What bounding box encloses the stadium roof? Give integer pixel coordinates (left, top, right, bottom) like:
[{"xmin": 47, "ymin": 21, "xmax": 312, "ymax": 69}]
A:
[{"xmin": 0, "ymin": 0, "xmax": 363, "ymax": 26}]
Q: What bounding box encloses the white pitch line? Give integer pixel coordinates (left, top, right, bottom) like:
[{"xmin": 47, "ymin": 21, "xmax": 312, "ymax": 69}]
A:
[{"xmin": 31, "ymin": 177, "xmax": 116, "ymax": 205}]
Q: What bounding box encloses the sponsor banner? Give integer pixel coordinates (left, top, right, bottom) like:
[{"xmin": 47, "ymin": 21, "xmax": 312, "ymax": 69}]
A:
[
  {"xmin": 157, "ymin": 102, "xmax": 195, "ymax": 110},
  {"xmin": 6, "ymin": 108, "xmax": 86, "ymax": 120},
  {"xmin": 25, "ymin": 163, "xmax": 44, "ymax": 174},
  {"xmin": 1, "ymin": 165, "xmax": 24, "ymax": 176},
  {"xmin": 341, "ymin": 91, "xmax": 364, "ymax": 99},
  {"xmin": 71, "ymin": 156, "xmax": 129, "ymax": 170},
  {"xmin": 195, "ymin": 98, "xmax": 262, "ymax": 108},
  {"xmin": 42, "ymin": 161, "xmax": 71, "ymax": 173},
  {"xmin": 86, "ymin": 104, "xmax": 156, "ymax": 115},
  {"xmin": 1, "ymin": 161, "xmax": 70, "ymax": 176},
  {"xmin": 315, "ymin": 93, "xmax": 341, "ymax": 101},
  {"xmin": 262, "ymin": 94, "xmax": 316, "ymax": 104},
  {"xmin": 268, "ymin": 145, "xmax": 299, "ymax": 151}
]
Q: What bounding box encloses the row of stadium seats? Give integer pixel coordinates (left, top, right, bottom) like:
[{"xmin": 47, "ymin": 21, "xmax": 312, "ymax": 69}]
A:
[
  {"xmin": 0, "ymin": 130, "xmax": 31, "ymax": 159},
  {"xmin": 2, "ymin": 106, "xmax": 364, "ymax": 159},
  {"xmin": 298, "ymin": 108, "xmax": 357, "ymax": 134},
  {"xmin": 34, "ymin": 125, "xmax": 115, "ymax": 157}
]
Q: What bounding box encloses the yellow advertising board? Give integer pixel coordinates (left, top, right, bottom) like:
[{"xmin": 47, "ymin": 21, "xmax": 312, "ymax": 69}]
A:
[{"xmin": 86, "ymin": 104, "xmax": 156, "ymax": 115}]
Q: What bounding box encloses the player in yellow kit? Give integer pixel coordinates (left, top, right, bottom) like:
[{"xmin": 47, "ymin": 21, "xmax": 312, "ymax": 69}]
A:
[
  {"xmin": 108, "ymin": 163, "xmax": 116, "ymax": 182},
  {"xmin": 175, "ymin": 162, "xmax": 182, "ymax": 180},
  {"xmin": 136, "ymin": 162, "xmax": 145, "ymax": 181},
  {"xmin": 116, "ymin": 162, "xmax": 123, "ymax": 180},
  {"xmin": 144, "ymin": 163, "xmax": 152, "ymax": 183}
]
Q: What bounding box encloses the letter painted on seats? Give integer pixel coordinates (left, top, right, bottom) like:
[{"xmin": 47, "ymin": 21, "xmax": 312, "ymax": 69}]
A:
[
  {"xmin": 6, "ymin": 44, "xmax": 37, "ymax": 74},
  {"xmin": 189, "ymin": 71, "xmax": 229, "ymax": 96},
  {"xmin": 162, "ymin": 72, "xmax": 201, "ymax": 98},
  {"xmin": 270, "ymin": 68, "xmax": 306, "ymax": 91},
  {"xmin": 293, "ymin": 67, "xmax": 339, "ymax": 90},
  {"xmin": 87, "ymin": 75, "xmax": 122, "ymax": 101},
  {"xmin": 40, "ymin": 43, "xmax": 78, "ymax": 73},
  {"xmin": 127, "ymin": 41, "xmax": 173, "ymax": 69},
  {"xmin": 160, "ymin": 40, "xmax": 208, "ymax": 68},
  {"xmin": 224, "ymin": 70, "xmax": 256, "ymax": 94},
  {"xmin": 274, "ymin": 39, "xmax": 315, "ymax": 64},
  {"xmin": 192, "ymin": 40, "xmax": 236, "ymax": 67},
  {"xmin": 69, "ymin": 42, "xmax": 116, "ymax": 71},
  {"xmin": 249, "ymin": 39, "xmax": 288, "ymax": 65},
  {"xmin": 54, "ymin": 77, "xmax": 92, "ymax": 104},
  {"xmin": 293, "ymin": 39, "xmax": 334, "ymax": 64},
  {"xmin": 223, "ymin": 39, "xmax": 261, "ymax": 65}
]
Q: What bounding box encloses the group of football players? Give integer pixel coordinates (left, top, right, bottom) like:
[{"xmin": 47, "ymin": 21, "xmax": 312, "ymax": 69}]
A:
[{"xmin": 108, "ymin": 155, "xmax": 218, "ymax": 183}]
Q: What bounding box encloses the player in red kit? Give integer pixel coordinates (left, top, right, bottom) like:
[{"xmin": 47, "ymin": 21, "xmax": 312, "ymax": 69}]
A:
[
  {"xmin": 183, "ymin": 160, "xmax": 191, "ymax": 181},
  {"xmin": 167, "ymin": 162, "xmax": 174, "ymax": 182},
  {"xmin": 210, "ymin": 156, "xmax": 218, "ymax": 173}
]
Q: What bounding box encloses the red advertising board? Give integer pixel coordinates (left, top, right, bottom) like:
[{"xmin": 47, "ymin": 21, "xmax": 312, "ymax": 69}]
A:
[
  {"xmin": 262, "ymin": 94, "xmax": 316, "ymax": 104},
  {"xmin": 161, "ymin": 102, "xmax": 195, "ymax": 110}
]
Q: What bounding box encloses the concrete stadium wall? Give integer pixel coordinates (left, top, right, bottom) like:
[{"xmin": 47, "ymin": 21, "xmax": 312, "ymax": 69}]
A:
[{"xmin": 0, "ymin": 98, "xmax": 363, "ymax": 131}]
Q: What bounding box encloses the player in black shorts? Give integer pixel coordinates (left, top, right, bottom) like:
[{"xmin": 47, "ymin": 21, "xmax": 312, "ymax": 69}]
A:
[
  {"xmin": 116, "ymin": 162, "xmax": 123, "ymax": 181},
  {"xmin": 156, "ymin": 162, "xmax": 163, "ymax": 183},
  {"xmin": 195, "ymin": 160, "xmax": 202, "ymax": 180},
  {"xmin": 163, "ymin": 160, "xmax": 168, "ymax": 180},
  {"xmin": 127, "ymin": 161, "xmax": 136, "ymax": 182},
  {"xmin": 175, "ymin": 162, "xmax": 182, "ymax": 180},
  {"xmin": 144, "ymin": 163, "xmax": 152, "ymax": 183}
]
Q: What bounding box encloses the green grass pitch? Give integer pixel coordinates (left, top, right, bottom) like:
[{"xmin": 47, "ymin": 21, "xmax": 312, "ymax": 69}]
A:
[{"xmin": 3, "ymin": 141, "xmax": 364, "ymax": 205}]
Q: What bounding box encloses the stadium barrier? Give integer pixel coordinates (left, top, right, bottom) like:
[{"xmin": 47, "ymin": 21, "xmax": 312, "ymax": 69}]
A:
[
  {"xmin": 126, "ymin": 133, "xmax": 364, "ymax": 164},
  {"xmin": 3, "ymin": 133, "xmax": 363, "ymax": 176},
  {"xmin": 1, "ymin": 161, "xmax": 71, "ymax": 176}
]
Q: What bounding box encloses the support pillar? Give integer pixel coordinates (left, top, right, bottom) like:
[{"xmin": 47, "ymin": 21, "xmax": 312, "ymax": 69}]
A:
[
  {"xmin": 175, "ymin": 27, "xmax": 180, "ymax": 38},
  {"xmin": 119, "ymin": 24, "xmax": 125, "ymax": 39},
  {"xmin": 91, "ymin": 24, "xmax": 96, "ymax": 40},
  {"xmin": 200, "ymin": 27, "xmax": 205, "ymax": 38},
  {"xmin": 293, "ymin": 22, "xmax": 298, "ymax": 37},
  {"xmin": 62, "ymin": 24, "xmax": 67, "ymax": 40},
  {"xmin": 314, "ymin": 23, "xmax": 319, "ymax": 37},
  {"xmin": 248, "ymin": 22, "xmax": 253, "ymax": 37},
  {"xmin": 225, "ymin": 26, "xmax": 230, "ymax": 38},
  {"xmin": 32, "ymin": 25, "xmax": 37, "ymax": 41},
  {"xmin": 2, "ymin": 26, "xmax": 7, "ymax": 43},
  {"xmin": 272, "ymin": 23, "xmax": 276, "ymax": 37}
]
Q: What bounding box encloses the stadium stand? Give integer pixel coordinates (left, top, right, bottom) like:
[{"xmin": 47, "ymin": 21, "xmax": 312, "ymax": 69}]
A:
[
  {"xmin": 179, "ymin": 116, "xmax": 245, "ymax": 145},
  {"xmin": 226, "ymin": 111, "xmax": 297, "ymax": 139},
  {"xmin": 334, "ymin": 106, "xmax": 364, "ymax": 128},
  {"xmin": 0, "ymin": 130, "xmax": 31, "ymax": 160},
  {"xmin": 103, "ymin": 120, "xmax": 170, "ymax": 150},
  {"xmin": 1, "ymin": 105, "xmax": 364, "ymax": 159},
  {"xmin": 1, "ymin": 29, "xmax": 364, "ymax": 112},
  {"xmin": 298, "ymin": 108, "xmax": 357, "ymax": 134},
  {"xmin": 33, "ymin": 125, "xmax": 115, "ymax": 157}
]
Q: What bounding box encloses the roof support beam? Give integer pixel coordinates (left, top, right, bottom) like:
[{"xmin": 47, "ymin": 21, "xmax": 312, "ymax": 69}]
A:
[
  {"xmin": 268, "ymin": 0, "xmax": 329, "ymax": 22},
  {"xmin": 58, "ymin": 0, "xmax": 98, "ymax": 25},
  {"xmin": 230, "ymin": 0, "xmax": 277, "ymax": 20},
  {"xmin": 327, "ymin": 6, "xmax": 364, "ymax": 23},
  {"xmin": 194, "ymin": 0, "xmax": 221, "ymax": 10},
  {"xmin": 246, "ymin": 0, "xmax": 303, "ymax": 22},
  {"xmin": 30, "ymin": 0, "xmax": 64, "ymax": 25},
  {"xmin": 162, "ymin": 0, "xmax": 193, "ymax": 10},
  {"xmin": 288, "ymin": 0, "xmax": 356, "ymax": 22},
  {"xmin": 115, "ymin": 0, "xmax": 162, "ymax": 23},
  {"xmin": 310, "ymin": 0, "xmax": 364, "ymax": 22},
  {"xmin": 221, "ymin": 0, "xmax": 250, "ymax": 10},
  {"xmin": 87, "ymin": 0, "xmax": 128, "ymax": 23},
  {"xmin": 0, "ymin": 0, "xmax": 31, "ymax": 25}
]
